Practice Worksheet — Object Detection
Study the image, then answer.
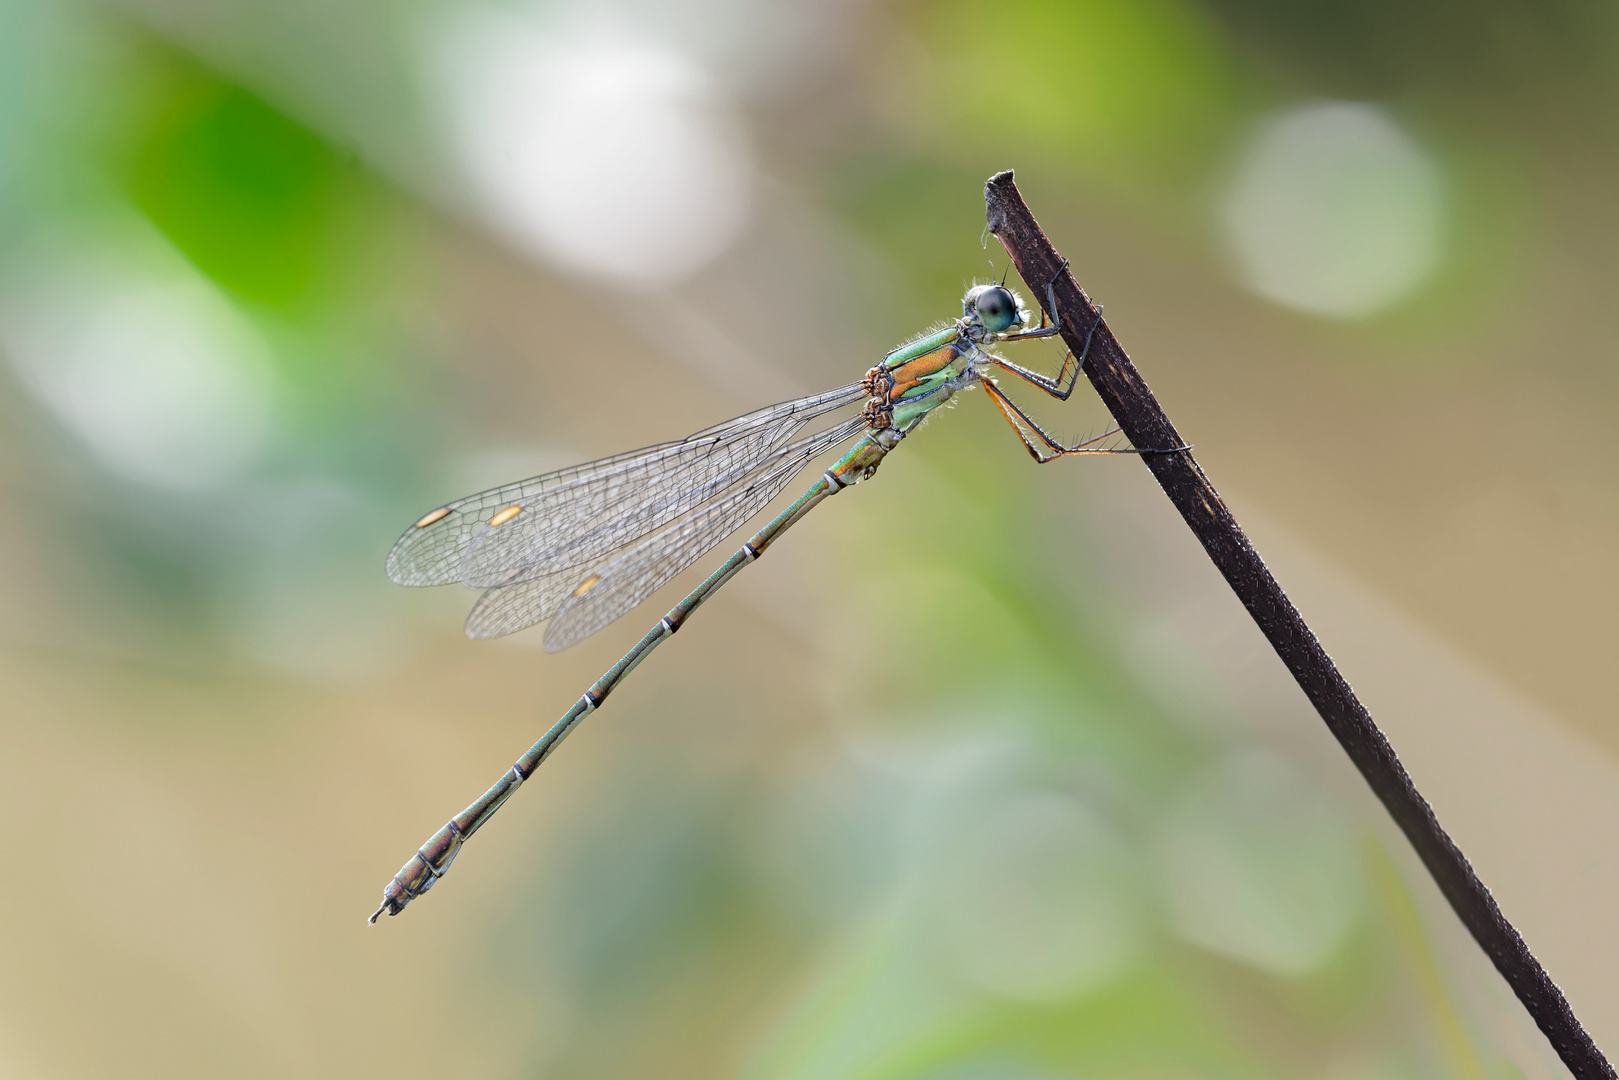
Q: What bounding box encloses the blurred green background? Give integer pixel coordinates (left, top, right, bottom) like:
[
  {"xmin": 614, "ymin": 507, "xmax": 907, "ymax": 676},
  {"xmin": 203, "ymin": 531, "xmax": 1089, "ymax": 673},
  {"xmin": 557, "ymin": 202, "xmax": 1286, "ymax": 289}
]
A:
[{"xmin": 2, "ymin": 0, "xmax": 1617, "ymax": 1076}]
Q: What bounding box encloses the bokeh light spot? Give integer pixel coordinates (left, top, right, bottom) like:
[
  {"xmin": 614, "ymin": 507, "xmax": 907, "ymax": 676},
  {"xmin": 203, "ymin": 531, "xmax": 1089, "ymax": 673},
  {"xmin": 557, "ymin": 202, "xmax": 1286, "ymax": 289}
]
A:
[
  {"xmin": 0, "ymin": 220, "xmax": 275, "ymax": 490},
  {"xmin": 928, "ymin": 789, "xmax": 1137, "ymax": 1001},
  {"xmin": 438, "ymin": 14, "xmax": 754, "ymax": 289},
  {"xmin": 1221, "ymin": 101, "xmax": 1446, "ymax": 318},
  {"xmin": 1156, "ymin": 750, "xmax": 1361, "ymax": 975}
]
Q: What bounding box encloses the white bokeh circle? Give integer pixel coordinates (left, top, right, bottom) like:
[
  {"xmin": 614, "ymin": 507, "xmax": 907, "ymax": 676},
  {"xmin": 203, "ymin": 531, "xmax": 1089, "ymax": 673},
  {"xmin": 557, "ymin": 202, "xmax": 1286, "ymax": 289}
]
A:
[
  {"xmin": 1221, "ymin": 101, "xmax": 1446, "ymax": 319},
  {"xmin": 0, "ymin": 222, "xmax": 275, "ymax": 491},
  {"xmin": 439, "ymin": 15, "xmax": 755, "ymax": 289}
]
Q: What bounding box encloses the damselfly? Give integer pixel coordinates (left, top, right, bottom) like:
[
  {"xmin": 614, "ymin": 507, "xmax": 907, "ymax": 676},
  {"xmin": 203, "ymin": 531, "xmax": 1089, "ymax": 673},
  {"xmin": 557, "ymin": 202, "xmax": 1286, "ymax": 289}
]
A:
[{"xmin": 371, "ymin": 267, "xmax": 1144, "ymax": 923}]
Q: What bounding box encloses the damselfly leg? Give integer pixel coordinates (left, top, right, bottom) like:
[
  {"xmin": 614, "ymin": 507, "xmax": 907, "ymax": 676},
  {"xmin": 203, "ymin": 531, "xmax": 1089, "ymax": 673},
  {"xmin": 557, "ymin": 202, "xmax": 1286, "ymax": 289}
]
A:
[
  {"xmin": 989, "ymin": 303, "xmax": 1104, "ymax": 403},
  {"xmin": 979, "ymin": 376, "xmax": 1131, "ymax": 463},
  {"xmin": 373, "ymin": 264, "xmax": 1167, "ymax": 923},
  {"xmin": 979, "ymin": 267, "xmax": 1129, "ymax": 462}
]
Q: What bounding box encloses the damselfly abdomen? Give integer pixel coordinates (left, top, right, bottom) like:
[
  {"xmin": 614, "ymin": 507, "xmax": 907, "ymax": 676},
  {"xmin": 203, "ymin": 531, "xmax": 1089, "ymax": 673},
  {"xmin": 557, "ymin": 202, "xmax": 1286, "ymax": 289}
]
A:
[{"xmin": 371, "ymin": 271, "xmax": 1135, "ymax": 922}]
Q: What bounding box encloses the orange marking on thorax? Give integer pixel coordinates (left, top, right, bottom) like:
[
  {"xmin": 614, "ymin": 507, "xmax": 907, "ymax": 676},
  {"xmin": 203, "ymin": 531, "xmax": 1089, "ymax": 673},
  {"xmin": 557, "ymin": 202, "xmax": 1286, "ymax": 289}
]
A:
[{"xmin": 886, "ymin": 344, "xmax": 959, "ymax": 401}]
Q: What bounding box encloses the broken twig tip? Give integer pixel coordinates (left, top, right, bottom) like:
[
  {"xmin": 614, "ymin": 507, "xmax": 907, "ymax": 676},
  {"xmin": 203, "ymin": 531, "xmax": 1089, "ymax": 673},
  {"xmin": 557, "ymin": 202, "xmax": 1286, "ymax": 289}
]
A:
[{"xmin": 984, "ymin": 169, "xmax": 1017, "ymax": 236}]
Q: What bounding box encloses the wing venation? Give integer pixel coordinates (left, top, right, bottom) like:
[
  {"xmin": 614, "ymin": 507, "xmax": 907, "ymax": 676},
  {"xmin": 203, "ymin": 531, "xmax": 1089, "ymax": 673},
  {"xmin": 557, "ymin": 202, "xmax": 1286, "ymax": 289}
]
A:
[
  {"xmin": 464, "ymin": 416, "xmax": 866, "ymax": 644},
  {"xmin": 385, "ymin": 382, "xmax": 864, "ymax": 587}
]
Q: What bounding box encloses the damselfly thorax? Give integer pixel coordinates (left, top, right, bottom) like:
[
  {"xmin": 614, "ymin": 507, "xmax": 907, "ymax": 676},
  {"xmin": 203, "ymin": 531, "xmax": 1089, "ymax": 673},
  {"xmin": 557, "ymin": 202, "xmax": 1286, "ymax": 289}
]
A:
[{"xmin": 371, "ymin": 269, "xmax": 1143, "ymax": 923}]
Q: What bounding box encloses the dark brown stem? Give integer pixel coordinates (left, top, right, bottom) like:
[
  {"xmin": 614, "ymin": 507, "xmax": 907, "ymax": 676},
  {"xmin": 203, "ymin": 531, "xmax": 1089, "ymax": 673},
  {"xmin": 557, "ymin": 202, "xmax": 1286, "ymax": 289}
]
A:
[{"xmin": 984, "ymin": 169, "xmax": 1611, "ymax": 1080}]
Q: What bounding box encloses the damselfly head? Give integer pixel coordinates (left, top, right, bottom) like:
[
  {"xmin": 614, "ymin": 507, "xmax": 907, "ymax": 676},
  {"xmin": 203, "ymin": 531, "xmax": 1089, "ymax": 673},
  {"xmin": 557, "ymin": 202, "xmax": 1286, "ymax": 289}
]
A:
[{"xmin": 963, "ymin": 283, "xmax": 1024, "ymax": 334}]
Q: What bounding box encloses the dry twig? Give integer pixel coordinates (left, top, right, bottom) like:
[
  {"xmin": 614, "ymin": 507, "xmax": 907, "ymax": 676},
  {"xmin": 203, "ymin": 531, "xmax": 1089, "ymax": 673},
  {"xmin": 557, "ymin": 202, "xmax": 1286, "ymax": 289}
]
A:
[{"xmin": 984, "ymin": 169, "xmax": 1611, "ymax": 1080}]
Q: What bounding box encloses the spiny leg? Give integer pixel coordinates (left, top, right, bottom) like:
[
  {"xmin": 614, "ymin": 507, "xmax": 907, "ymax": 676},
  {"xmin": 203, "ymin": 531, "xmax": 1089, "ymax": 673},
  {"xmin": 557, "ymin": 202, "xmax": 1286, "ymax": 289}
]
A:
[
  {"xmin": 979, "ymin": 375, "xmax": 1136, "ymax": 464},
  {"xmin": 991, "ymin": 303, "xmax": 1105, "ymax": 403},
  {"xmin": 976, "ymin": 263, "xmax": 1157, "ymax": 460}
]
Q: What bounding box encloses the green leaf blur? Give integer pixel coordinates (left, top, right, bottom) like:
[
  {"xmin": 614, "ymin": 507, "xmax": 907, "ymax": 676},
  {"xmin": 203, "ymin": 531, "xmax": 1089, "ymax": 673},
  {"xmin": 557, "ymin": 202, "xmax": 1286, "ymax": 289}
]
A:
[{"xmin": 123, "ymin": 63, "xmax": 349, "ymax": 310}]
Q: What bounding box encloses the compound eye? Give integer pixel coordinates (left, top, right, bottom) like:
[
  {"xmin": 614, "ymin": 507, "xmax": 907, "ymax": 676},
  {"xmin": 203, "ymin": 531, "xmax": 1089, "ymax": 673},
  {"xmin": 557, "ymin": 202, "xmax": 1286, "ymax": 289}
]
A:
[{"xmin": 975, "ymin": 286, "xmax": 1018, "ymax": 332}]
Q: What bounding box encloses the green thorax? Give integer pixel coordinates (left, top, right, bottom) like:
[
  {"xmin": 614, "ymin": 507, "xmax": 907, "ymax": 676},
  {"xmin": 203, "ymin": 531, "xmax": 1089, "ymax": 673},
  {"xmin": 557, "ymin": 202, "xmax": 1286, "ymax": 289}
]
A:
[{"xmin": 879, "ymin": 323, "xmax": 977, "ymax": 429}]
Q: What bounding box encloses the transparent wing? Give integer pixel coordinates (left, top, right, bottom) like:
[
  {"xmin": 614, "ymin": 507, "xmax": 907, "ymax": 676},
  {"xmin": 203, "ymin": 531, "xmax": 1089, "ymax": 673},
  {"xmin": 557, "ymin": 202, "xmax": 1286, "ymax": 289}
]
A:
[
  {"xmin": 386, "ymin": 382, "xmax": 864, "ymax": 587},
  {"xmin": 462, "ymin": 565, "xmax": 586, "ymax": 641},
  {"xmin": 457, "ymin": 411, "xmax": 795, "ymax": 589},
  {"xmin": 540, "ymin": 416, "xmax": 867, "ymax": 652},
  {"xmin": 462, "ymin": 417, "xmax": 864, "ymax": 643},
  {"xmin": 457, "ymin": 430, "xmax": 796, "ymax": 639}
]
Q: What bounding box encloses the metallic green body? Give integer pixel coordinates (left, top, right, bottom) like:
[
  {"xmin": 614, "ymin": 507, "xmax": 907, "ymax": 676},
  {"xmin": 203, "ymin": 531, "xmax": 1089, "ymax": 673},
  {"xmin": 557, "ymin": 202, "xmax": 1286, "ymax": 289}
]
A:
[
  {"xmin": 880, "ymin": 325, "xmax": 977, "ymax": 429},
  {"xmin": 881, "ymin": 325, "xmax": 958, "ymax": 368},
  {"xmin": 372, "ymin": 424, "xmax": 906, "ymax": 922},
  {"xmin": 373, "ymin": 286, "xmax": 1032, "ymax": 923}
]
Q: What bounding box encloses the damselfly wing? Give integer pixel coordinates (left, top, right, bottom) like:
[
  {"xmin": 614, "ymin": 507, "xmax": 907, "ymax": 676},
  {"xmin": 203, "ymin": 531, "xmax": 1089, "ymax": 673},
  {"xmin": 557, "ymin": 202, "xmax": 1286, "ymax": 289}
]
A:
[{"xmin": 372, "ymin": 276, "xmax": 1141, "ymax": 923}]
